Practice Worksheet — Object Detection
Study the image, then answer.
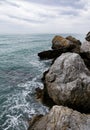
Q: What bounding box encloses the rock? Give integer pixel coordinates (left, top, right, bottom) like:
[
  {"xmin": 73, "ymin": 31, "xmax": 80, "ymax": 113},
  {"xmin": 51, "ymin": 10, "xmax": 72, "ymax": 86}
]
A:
[
  {"xmin": 52, "ymin": 36, "xmax": 69, "ymax": 49},
  {"xmin": 66, "ymin": 35, "xmax": 81, "ymax": 53},
  {"xmin": 35, "ymin": 86, "xmax": 56, "ymax": 108},
  {"xmin": 38, "ymin": 49, "xmax": 60, "ymax": 59},
  {"xmin": 35, "ymin": 87, "xmax": 44, "ymax": 102},
  {"xmin": 28, "ymin": 114, "xmax": 43, "ymax": 130},
  {"xmin": 52, "ymin": 35, "xmax": 81, "ymax": 53},
  {"xmin": 85, "ymin": 32, "xmax": 90, "ymax": 41},
  {"xmin": 28, "ymin": 105, "xmax": 90, "ymax": 130},
  {"xmin": 81, "ymin": 41, "xmax": 90, "ymax": 52},
  {"xmin": 66, "ymin": 36, "xmax": 81, "ymax": 45},
  {"xmin": 80, "ymin": 41, "xmax": 90, "ymax": 70},
  {"xmin": 38, "ymin": 44, "xmax": 76, "ymax": 59},
  {"xmin": 80, "ymin": 52, "xmax": 90, "ymax": 70},
  {"xmin": 45, "ymin": 52, "xmax": 90, "ymax": 113}
]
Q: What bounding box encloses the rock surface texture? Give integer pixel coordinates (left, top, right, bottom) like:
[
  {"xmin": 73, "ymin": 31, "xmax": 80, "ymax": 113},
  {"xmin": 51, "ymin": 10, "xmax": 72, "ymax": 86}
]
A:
[
  {"xmin": 81, "ymin": 41, "xmax": 90, "ymax": 52},
  {"xmin": 28, "ymin": 105, "xmax": 90, "ymax": 130},
  {"xmin": 45, "ymin": 52, "xmax": 90, "ymax": 113},
  {"xmin": 52, "ymin": 35, "xmax": 81, "ymax": 53},
  {"xmin": 66, "ymin": 36, "xmax": 81, "ymax": 45}
]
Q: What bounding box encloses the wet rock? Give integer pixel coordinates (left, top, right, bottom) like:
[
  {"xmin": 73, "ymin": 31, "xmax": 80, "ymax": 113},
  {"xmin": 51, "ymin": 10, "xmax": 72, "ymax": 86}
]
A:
[
  {"xmin": 38, "ymin": 45, "xmax": 76, "ymax": 59},
  {"xmin": 35, "ymin": 86, "xmax": 56, "ymax": 108},
  {"xmin": 52, "ymin": 35, "xmax": 81, "ymax": 53},
  {"xmin": 45, "ymin": 52, "xmax": 90, "ymax": 113},
  {"xmin": 28, "ymin": 105, "xmax": 90, "ymax": 130},
  {"xmin": 35, "ymin": 87, "xmax": 44, "ymax": 102},
  {"xmin": 38, "ymin": 49, "xmax": 60, "ymax": 59},
  {"xmin": 85, "ymin": 32, "xmax": 90, "ymax": 41},
  {"xmin": 28, "ymin": 114, "xmax": 43, "ymax": 130}
]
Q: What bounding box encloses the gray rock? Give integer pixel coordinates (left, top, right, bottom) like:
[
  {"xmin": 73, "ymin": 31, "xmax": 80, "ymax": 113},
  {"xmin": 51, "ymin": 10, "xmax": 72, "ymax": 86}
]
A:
[
  {"xmin": 80, "ymin": 41, "xmax": 90, "ymax": 70},
  {"xmin": 29, "ymin": 105, "xmax": 90, "ymax": 130},
  {"xmin": 45, "ymin": 53, "xmax": 90, "ymax": 113},
  {"xmin": 81, "ymin": 41, "xmax": 90, "ymax": 52},
  {"xmin": 85, "ymin": 32, "xmax": 90, "ymax": 41}
]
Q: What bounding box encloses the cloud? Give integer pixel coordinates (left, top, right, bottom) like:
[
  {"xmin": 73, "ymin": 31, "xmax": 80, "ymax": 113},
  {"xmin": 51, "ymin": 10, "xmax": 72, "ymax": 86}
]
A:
[
  {"xmin": 25, "ymin": 0, "xmax": 84, "ymax": 9},
  {"xmin": 0, "ymin": 0, "xmax": 90, "ymax": 34},
  {"xmin": 8, "ymin": 15, "xmax": 45, "ymax": 23}
]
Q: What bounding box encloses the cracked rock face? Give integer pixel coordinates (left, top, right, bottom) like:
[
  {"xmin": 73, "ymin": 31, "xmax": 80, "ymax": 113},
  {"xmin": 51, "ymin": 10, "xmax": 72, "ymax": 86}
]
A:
[
  {"xmin": 45, "ymin": 53, "xmax": 90, "ymax": 113},
  {"xmin": 29, "ymin": 105, "xmax": 90, "ymax": 130}
]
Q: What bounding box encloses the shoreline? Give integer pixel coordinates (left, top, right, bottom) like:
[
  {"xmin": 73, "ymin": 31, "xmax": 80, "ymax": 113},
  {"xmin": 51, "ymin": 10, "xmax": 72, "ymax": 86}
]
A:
[{"xmin": 28, "ymin": 32, "xmax": 90, "ymax": 130}]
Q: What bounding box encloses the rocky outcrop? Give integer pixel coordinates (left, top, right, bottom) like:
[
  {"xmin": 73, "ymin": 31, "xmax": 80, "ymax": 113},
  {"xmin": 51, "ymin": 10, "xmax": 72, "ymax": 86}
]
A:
[
  {"xmin": 52, "ymin": 35, "xmax": 81, "ymax": 53},
  {"xmin": 28, "ymin": 105, "xmax": 90, "ymax": 130},
  {"xmin": 38, "ymin": 45, "xmax": 76, "ymax": 59},
  {"xmin": 38, "ymin": 35, "xmax": 82, "ymax": 60},
  {"xmin": 45, "ymin": 52, "xmax": 90, "ymax": 113},
  {"xmin": 85, "ymin": 32, "xmax": 90, "ymax": 41},
  {"xmin": 28, "ymin": 34, "xmax": 90, "ymax": 130}
]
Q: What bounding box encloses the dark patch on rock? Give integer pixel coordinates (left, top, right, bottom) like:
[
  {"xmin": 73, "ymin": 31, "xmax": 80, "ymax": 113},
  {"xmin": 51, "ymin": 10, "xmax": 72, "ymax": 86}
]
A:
[
  {"xmin": 28, "ymin": 114, "xmax": 43, "ymax": 130},
  {"xmin": 80, "ymin": 52, "xmax": 90, "ymax": 70},
  {"xmin": 38, "ymin": 44, "xmax": 76, "ymax": 60},
  {"xmin": 85, "ymin": 32, "xmax": 90, "ymax": 41}
]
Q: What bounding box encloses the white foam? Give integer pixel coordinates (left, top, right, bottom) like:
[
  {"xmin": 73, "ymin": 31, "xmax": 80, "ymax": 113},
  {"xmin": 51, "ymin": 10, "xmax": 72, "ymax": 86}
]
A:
[{"xmin": 1, "ymin": 76, "xmax": 48, "ymax": 130}]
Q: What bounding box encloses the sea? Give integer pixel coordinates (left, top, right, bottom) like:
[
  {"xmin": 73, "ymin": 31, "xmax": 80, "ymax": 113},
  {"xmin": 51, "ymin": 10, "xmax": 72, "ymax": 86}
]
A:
[{"xmin": 0, "ymin": 34, "xmax": 85, "ymax": 130}]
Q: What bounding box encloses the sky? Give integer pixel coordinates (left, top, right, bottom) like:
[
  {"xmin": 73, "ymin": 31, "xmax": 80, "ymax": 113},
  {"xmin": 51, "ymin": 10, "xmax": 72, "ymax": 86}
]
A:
[{"xmin": 0, "ymin": 0, "xmax": 90, "ymax": 34}]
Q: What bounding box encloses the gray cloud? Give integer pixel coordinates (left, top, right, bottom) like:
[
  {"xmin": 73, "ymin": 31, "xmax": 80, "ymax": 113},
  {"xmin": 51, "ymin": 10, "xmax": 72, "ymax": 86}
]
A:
[
  {"xmin": 6, "ymin": 1, "xmax": 20, "ymax": 8},
  {"xmin": 25, "ymin": 0, "xmax": 84, "ymax": 9},
  {"xmin": 60, "ymin": 10, "xmax": 79, "ymax": 16},
  {"xmin": 0, "ymin": 0, "xmax": 20, "ymax": 7},
  {"xmin": 0, "ymin": 0, "xmax": 90, "ymax": 34},
  {"xmin": 8, "ymin": 15, "xmax": 45, "ymax": 24}
]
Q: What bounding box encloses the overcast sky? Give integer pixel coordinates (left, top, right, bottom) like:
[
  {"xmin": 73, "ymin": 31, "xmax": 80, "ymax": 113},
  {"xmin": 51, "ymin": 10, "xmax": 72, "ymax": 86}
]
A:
[{"xmin": 0, "ymin": 0, "xmax": 90, "ymax": 34}]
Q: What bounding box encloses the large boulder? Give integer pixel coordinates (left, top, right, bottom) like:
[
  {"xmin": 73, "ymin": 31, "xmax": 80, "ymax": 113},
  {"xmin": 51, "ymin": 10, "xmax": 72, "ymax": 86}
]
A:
[
  {"xmin": 52, "ymin": 35, "xmax": 81, "ymax": 53},
  {"xmin": 85, "ymin": 32, "xmax": 90, "ymax": 41},
  {"xmin": 28, "ymin": 105, "xmax": 90, "ymax": 130},
  {"xmin": 45, "ymin": 52, "xmax": 90, "ymax": 113}
]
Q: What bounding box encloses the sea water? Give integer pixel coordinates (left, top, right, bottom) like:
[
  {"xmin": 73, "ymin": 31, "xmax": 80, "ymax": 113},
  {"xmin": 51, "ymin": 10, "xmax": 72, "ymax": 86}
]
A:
[{"xmin": 0, "ymin": 34, "xmax": 85, "ymax": 130}]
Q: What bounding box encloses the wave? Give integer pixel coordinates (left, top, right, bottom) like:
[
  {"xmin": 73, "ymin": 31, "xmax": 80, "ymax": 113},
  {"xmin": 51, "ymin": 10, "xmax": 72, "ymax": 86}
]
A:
[{"xmin": 0, "ymin": 75, "xmax": 49, "ymax": 130}]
